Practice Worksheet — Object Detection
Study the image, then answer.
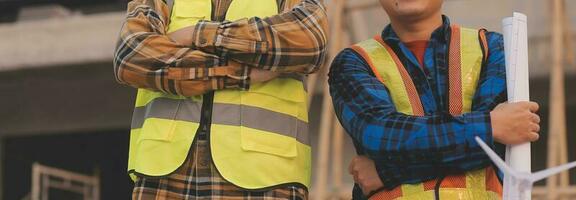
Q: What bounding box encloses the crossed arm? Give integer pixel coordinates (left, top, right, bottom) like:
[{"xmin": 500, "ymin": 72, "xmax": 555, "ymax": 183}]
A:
[{"xmin": 113, "ymin": 0, "xmax": 328, "ymax": 96}]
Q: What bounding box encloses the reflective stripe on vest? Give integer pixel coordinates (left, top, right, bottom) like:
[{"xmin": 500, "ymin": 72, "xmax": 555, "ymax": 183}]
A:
[
  {"xmin": 127, "ymin": 0, "xmax": 312, "ymax": 190},
  {"xmin": 351, "ymin": 25, "xmax": 502, "ymax": 199}
]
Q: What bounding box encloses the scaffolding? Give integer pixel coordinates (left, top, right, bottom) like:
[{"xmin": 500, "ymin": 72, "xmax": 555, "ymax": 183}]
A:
[{"xmin": 28, "ymin": 163, "xmax": 100, "ymax": 200}]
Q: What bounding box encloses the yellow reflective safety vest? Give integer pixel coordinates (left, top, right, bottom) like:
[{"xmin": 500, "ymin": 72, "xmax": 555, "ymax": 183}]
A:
[
  {"xmin": 350, "ymin": 25, "xmax": 503, "ymax": 199},
  {"xmin": 127, "ymin": 0, "xmax": 311, "ymax": 190}
]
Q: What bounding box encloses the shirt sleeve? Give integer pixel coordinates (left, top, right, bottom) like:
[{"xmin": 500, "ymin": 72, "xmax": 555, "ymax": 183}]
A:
[
  {"xmin": 190, "ymin": 0, "xmax": 328, "ymax": 74},
  {"xmin": 113, "ymin": 0, "xmax": 250, "ymax": 97},
  {"xmin": 328, "ymin": 32, "xmax": 506, "ymax": 189}
]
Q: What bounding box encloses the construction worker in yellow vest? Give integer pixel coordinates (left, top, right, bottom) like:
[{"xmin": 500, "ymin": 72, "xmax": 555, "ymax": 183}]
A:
[
  {"xmin": 113, "ymin": 0, "xmax": 327, "ymax": 199},
  {"xmin": 328, "ymin": 0, "xmax": 540, "ymax": 199}
]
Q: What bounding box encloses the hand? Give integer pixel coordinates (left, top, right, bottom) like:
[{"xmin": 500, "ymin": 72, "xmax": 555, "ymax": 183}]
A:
[
  {"xmin": 250, "ymin": 68, "xmax": 279, "ymax": 83},
  {"xmin": 349, "ymin": 156, "xmax": 384, "ymax": 196},
  {"xmin": 490, "ymin": 101, "xmax": 541, "ymax": 145}
]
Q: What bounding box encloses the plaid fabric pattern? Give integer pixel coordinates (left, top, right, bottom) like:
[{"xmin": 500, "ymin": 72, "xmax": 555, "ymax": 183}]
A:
[
  {"xmin": 114, "ymin": 0, "xmax": 327, "ymax": 96},
  {"xmin": 132, "ymin": 139, "xmax": 308, "ymax": 200},
  {"xmin": 328, "ymin": 16, "xmax": 507, "ymax": 192}
]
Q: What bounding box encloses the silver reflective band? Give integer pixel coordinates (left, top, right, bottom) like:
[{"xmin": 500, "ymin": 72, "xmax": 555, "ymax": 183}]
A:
[
  {"xmin": 131, "ymin": 98, "xmax": 310, "ymax": 145},
  {"xmin": 131, "ymin": 98, "xmax": 202, "ymax": 128},
  {"xmin": 212, "ymin": 103, "xmax": 310, "ymax": 145}
]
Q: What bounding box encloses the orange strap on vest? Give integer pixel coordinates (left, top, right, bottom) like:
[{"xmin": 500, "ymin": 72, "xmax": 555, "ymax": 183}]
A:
[{"xmin": 448, "ymin": 26, "xmax": 490, "ymax": 115}]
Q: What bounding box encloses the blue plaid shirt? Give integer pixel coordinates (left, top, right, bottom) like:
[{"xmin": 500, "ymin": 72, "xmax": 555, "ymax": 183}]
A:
[{"xmin": 328, "ymin": 16, "xmax": 506, "ymax": 191}]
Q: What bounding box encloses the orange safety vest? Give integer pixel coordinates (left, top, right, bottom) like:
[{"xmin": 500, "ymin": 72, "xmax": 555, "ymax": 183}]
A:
[{"xmin": 351, "ymin": 25, "xmax": 503, "ymax": 199}]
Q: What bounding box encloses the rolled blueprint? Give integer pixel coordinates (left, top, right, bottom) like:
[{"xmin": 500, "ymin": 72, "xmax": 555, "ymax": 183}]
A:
[{"xmin": 502, "ymin": 12, "xmax": 531, "ymax": 200}]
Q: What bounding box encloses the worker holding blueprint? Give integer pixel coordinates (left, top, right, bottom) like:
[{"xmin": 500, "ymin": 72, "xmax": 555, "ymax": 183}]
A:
[{"xmin": 328, "ymin": 0, "xmax": 541, "ymax": 199}]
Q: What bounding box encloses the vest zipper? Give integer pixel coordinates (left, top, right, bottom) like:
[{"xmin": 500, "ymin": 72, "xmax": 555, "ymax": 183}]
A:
[{"xmin": 200, "ymin": 91, "xmax": 215, "ymax": 136}]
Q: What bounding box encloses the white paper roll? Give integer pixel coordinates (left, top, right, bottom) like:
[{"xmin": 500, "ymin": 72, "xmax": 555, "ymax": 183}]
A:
[{"xmin": 502, "ymin": 12, "xmax": 531, "ymax": 200}]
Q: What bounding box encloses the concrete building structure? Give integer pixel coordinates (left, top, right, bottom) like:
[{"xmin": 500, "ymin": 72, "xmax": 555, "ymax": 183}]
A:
[{"xmin": 0, "ymin": 0, "xmax": 574, "ymax": 199}]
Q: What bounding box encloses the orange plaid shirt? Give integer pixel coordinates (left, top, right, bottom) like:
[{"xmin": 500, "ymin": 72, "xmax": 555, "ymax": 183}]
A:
[{"xmin": 113, "ymin": 0, "xmax": 328, "ymax": 96}]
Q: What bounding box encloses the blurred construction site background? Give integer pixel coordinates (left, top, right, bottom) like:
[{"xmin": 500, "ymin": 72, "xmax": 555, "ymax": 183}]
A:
[{"xmin": 0, "ymin": 0, "xmax": 574, "ymax": 199}]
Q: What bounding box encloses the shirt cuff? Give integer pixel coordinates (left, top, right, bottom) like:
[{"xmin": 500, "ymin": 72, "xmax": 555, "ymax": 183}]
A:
[
  {"xmin": 462, "ymin": 111, "xmax": 494, "ymax": 147},
  {"xmin": 223, "ymin": 64, "xmax": 250, "ymax": 90},
  {"xmin": 374, "ymin": 164, "xmax": 402, "ymax": 190},
  {"xmin": 192, "ymin": 21, "xmax": 221, "ymax": 49}
]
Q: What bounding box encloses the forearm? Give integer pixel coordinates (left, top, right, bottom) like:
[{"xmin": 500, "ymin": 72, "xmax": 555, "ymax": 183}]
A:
[
  {"xmin": 188, "ymin": 0, "xmax": 328, "ymax": 73},
  {"xmin": 116, "ymin": 66, "xmax": 246, "ymax": 96},
  {"xmin": 334, "ymin": 105, "xmax": 495, "ymax": 189},
  {"xmin": 113, "ymin": 0, "xmax": 249, "ymax": 95},
  {"xmin": 337, "ymin": 107, "xmax": 494, "ymax": 165},
  {"xmin": 374, "ymin": 151, "xmax": 492, "ymax": 190}
]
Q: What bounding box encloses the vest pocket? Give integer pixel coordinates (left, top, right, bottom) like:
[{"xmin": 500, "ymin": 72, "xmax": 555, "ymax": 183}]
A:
[
  {"xmin": 240, "ymin": 126, "xmax": 298, "ymax": 158},
  {"xmin": 138, "ymin": 99, "xmax": 184, "ymax": 142},
  {"xmin": 239, "ymin": 80, "xmax": 304, "ymax": 158}
]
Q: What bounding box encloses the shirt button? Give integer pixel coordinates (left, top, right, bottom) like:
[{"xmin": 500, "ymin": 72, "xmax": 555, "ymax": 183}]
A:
[{"xmin": 199, "ymin": 38, "xmax": 207, "ymax": 45}]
